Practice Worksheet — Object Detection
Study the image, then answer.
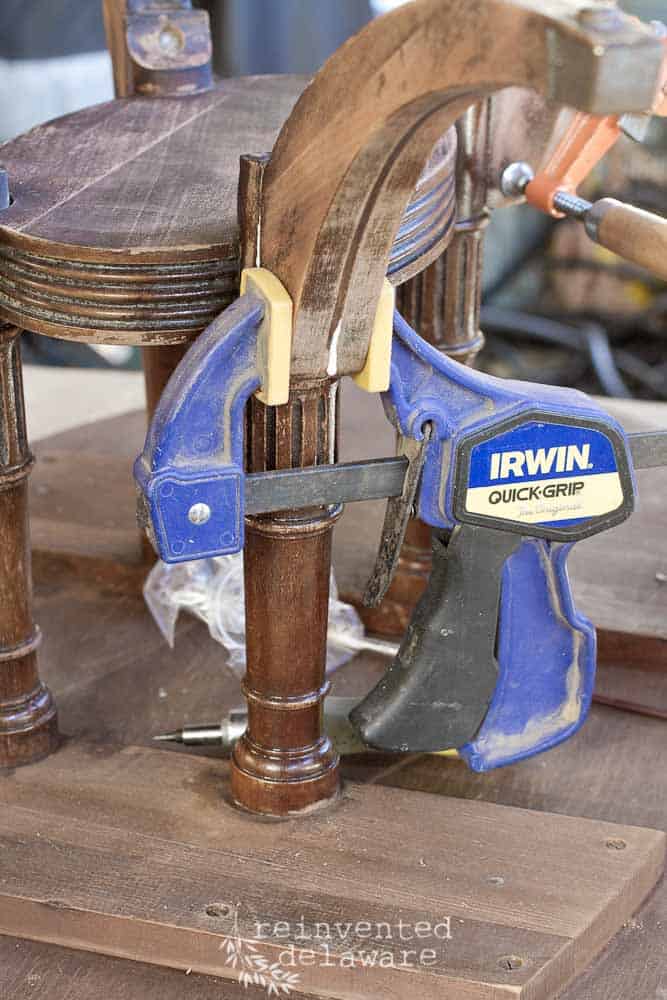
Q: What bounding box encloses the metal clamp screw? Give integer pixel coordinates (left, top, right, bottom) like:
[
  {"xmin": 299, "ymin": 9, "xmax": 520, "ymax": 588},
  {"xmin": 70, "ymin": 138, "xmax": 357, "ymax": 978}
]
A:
[
  {"xmin": 158, "ymin": 23, "xmax": 184, "ymax": 55},
  {"xmin": 500, "ymin": 161, "xmax": 534, "ymax": 199},
  {"xmin": 188, "ymin": 503, "xmax": 212, "ymax": 526}
]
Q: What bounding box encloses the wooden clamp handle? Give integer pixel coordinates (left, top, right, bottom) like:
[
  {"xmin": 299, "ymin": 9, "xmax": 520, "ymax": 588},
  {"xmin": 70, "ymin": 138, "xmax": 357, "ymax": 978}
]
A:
[
  {"xmin": 587, "ymin": 198, "xmax": 667, "ymax": 280},
  {"xmin": 258, "ymin": 0, "xmax": 662, "ymax": 381}
]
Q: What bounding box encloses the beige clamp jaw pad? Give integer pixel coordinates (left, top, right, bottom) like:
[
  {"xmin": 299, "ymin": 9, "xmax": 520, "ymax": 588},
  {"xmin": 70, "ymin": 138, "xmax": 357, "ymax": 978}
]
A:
[
  {"xmin": 352, "ymin": 278, "xmax": 395, "ymax": 394},
  {"xmin": 240, "ymin": 268, "xmax": 293, "ymax": 406},
  {"xmin": 241, "ymin": 268, "xmax": 394, "ymax": 402}
]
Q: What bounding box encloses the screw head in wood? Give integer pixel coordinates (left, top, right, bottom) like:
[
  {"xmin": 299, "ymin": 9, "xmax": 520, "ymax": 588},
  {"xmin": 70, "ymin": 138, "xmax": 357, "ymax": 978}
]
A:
[{"xmin": 497, "ymin": 955, "xmax": 525, "ymax": 972}]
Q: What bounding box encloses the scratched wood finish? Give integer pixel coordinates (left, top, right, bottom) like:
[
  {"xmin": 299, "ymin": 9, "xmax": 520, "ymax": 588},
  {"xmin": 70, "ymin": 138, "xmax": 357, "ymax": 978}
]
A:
[
  {"xmin": 0, "ymin": 741, "xmax": 662, "ymax": 1000},
  {"xmin": 0, "ymin": 326, "xmax": 58, "ymax": 767},
  {"xmin": 0, "ymin": 78, "xmax": 457, "ymax": 349},
  {"xmin": 103, "ymin": 0, "xmax": 213, "ymax": 412},
  {"xmin": 0, "ymin": 76, "xmax": 304, "ymax": 344}
]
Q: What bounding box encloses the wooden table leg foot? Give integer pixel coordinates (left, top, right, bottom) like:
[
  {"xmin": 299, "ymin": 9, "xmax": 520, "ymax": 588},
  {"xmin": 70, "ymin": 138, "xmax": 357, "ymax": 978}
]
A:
[{"xmin": 0, "ymin": 673, "xmax": 59, "ymax": 770}]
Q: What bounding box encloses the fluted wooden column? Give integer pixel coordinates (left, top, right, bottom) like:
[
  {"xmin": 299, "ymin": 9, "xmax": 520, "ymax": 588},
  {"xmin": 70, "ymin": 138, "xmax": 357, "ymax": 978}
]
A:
[{"xmin": 231, "ymin": 380, "xmax": 341, "ymax": 815}]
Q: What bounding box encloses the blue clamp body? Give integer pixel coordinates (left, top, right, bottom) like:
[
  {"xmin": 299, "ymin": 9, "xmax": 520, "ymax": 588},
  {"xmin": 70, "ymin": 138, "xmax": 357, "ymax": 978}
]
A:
[
  {"xmin": 381, "ymin": 311, "xmax": 637, "ymax": 771},
  {"xmin": 134, "ymin": 295, "xmax": 265, "ymax": 563},
  {"xmin": 386, "ymin": 311, "xmax": 635, "ymax": 540}
]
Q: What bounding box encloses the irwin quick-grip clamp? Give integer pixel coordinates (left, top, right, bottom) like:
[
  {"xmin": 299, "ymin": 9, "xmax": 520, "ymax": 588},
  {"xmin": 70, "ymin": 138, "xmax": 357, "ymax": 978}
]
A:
[{"xmin": 134, "ymin": 273, "xmax": 667, "ymax": 773}]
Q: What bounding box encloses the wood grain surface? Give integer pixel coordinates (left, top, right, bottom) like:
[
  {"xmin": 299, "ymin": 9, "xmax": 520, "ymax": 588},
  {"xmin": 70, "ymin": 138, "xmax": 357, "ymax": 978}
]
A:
[
  {"xmin": 0, "ymin": 77, "xmax": 303, "ymax": 344},
  {"xmin": 0, "ymin": 741, "xmax": 662, "ymax": 999},
  {"xmin": 0, "ymin": 76, "xmax": 301, "ymax": 260}
]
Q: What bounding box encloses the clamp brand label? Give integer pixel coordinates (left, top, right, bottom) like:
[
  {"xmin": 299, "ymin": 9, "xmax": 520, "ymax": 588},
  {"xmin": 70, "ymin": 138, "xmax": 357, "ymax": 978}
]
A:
[{"xmin": 465, "ymin": 421, "xmax": 623, "ymax": 528}]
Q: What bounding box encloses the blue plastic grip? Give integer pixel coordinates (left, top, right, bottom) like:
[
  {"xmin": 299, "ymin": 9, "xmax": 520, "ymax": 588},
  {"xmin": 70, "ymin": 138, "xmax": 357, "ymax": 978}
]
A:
[{"xmin": 134, "ymin": 295, "xmax": 265, "ymax": 563}]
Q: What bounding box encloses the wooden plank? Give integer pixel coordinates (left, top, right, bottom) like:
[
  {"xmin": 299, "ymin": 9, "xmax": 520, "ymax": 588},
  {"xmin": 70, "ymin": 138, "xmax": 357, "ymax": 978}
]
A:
[{"xmin": 0, "ymin": 742, "xmax": 662, "ymax": 1000}]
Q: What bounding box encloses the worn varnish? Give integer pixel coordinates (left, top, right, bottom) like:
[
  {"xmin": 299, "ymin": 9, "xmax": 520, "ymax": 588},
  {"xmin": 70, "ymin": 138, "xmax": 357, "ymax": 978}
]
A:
[
  {"xmin": 102, "ymin": 0, "xmax": 214, "ymax": 415},
  {"xmin": 0, "ymin": 325, "xmax": 58, "ymax": 767},
  {"xmin": 0, "ymin": 75, "xmax": 304, "ymax": 344}
]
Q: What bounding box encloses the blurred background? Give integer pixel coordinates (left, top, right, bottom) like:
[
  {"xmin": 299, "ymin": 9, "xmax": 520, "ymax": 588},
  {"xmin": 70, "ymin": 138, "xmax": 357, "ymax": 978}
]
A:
[{"xmin": 0, "ymin": 0, "xmax": 665, "ymax": 402}]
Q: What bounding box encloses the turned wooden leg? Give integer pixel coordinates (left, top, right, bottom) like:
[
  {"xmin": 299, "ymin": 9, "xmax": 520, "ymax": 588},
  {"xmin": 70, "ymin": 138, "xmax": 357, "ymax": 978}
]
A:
[
  {"xmin": 142, "ymin": 345, "xmax": 189, "ymax": 419},
  {"xmin": 0, "ymin": 325, "xmax": 58, "ymax": 767},
  {"xmin": 231, "ymin": 380, "xmax": 341, "ymax": 816}
]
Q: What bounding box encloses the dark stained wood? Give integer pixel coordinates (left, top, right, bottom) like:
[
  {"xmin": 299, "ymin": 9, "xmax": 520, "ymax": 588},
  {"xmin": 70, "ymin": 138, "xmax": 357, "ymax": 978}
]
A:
[
  {"xmin": 103, "ymin": 1, "xmax": 213, "ymax": 418},
  {"xmin": 0, "ymin": 78, "xmax": 301, "ymax": 259},
  {"xmin": 0, "ymin": 76, "xmax": 304, "ymax": 344},
  {"xmin": 233, "ymin": 380, "xmax": 341, "ymax": 815},
  {"xmin": 121, "ymin": 1, "xmax": 214, "ymax": 99},
  {"xmin": 0, "ymin": 326, "xmax": 58, "ymax": 767},
  {"xmin": 0, "ymin": 80, "xmax": 456, "ymax": 348},
  {"xmin": 142, "ymin": 343, "xmax": 190, "ymax": 418},
  {"xmin": 0, "ymin": 741, "xmax": 662, "ymax": 999},
  {"xmin": 238, "ymin": 153, "xmax": 271, "ymax": 272}
]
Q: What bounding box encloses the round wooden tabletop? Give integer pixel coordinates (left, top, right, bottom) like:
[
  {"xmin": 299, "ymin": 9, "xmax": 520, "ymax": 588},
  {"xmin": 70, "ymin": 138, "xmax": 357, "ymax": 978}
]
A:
[{"xmin": 0, "ymin": 75, "xmax": 455, "ymax": 345}]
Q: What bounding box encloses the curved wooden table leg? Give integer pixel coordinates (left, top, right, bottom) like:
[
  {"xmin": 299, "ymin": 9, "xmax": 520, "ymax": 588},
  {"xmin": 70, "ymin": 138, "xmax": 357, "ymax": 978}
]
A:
[
  {"xmin": 358, "ymin": 104, "xmax": 491, "ymax": 638},
  {"xmin": 0, "ymin": 325, "xmax": 58, "ymax": 767}
]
